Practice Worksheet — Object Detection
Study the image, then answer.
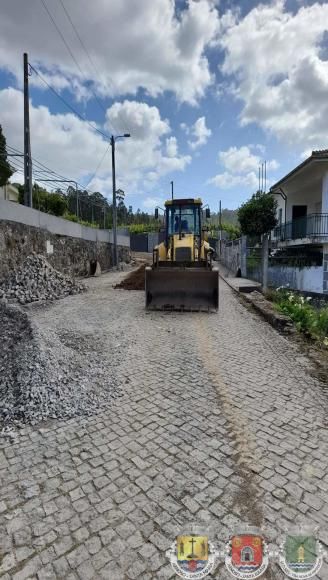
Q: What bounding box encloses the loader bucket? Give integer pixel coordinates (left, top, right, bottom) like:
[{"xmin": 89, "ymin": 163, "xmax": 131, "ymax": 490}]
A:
[{"xmin": 145, "ymin": 266, "xmax": 219, "ymax": 311}]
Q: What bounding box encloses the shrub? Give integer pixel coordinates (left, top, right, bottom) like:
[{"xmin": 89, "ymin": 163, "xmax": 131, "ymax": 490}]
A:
[
  {"xmin": 269, "ymin": 289, "xmax": 328, "ymax": 347},
  {"xmin": 47, "ymin": 193, "xmax": 67, "ymax": 216}
]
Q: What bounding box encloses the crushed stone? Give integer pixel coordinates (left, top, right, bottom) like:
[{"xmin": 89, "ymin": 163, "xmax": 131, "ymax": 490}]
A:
[
  {"xmin": 0, "ymin": 254, "xmax": 86, "ymax": 304},
  {"xmin": 0, "ymin": 301, "xmax": 121, "ymax": 432}
]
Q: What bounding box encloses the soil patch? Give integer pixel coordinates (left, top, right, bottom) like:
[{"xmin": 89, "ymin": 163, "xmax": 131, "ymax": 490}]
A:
[{"xmin": 114, "ymin": 265, "xmax": 146, "ymax": 290}]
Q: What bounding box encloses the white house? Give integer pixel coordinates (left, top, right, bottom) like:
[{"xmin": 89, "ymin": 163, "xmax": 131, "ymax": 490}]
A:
[
  {"xmin": 270, "ymin": 150, "xmax": 328, "ymax": 294},
  {"xmin": 0, "ymin": 183, "xmax": 19, "ymax": 202}
]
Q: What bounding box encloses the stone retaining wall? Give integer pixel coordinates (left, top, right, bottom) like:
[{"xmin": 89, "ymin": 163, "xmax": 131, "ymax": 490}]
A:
[{"xmin": 0, "ymin": 219, "xmax": 130, "ymax": 281}]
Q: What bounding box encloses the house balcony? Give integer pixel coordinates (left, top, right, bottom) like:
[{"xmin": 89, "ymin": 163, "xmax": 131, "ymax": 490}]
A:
[{"xmin": 273, "ymin": 213, "xmax": 328, "ymax": 246}]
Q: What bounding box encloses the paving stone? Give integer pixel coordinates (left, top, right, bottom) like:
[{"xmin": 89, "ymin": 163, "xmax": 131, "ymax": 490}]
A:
[
  {"xmin": 86, "ymin": 534, "xmax": 102, "ymax": 555},
  {"xmin": 37, "ymin": 564, "xmax": 56, "ymax": 580},
  {"xmin": 303, "ymin": 492, "xmax": 324, "ymax": 511},
  {"xmin": 0, "ymin": 552, "xmax": 16, "ymax": 575},
  {"xmin": 1, "ymin": 274, "xmax": 328, "ymax": 579},
  {"xmin": 149, "ymin": 531, "xmax": 171, "ymax": 551},
  {"xmin": 92, "ymin": 546, "xmax": 112, "ymax": 570},
  {"xmin": 73, "ymin": 526, "xmax": 90, "ymax": 543},
  {"xmin": 52, "ymin": 556, "xmax": 69, "ymax": 576},
  {"xmin": 12, "ymin": 556, "xmax": 41, "ymax": 580},
  {"xmin": 66, "ymin": 545, "xmax": 89, "ymax": 568},
  {"xmin": 16, "ymin": 546, "xmax": 34, "ymax": 563},
  {"xmin": 54, "ymin": 535, "xmax": 73, "ymax": 557},
  {"xmin": 126, "ymin": 557, "xmax": 147, "ymax": 579},
  {"xmin": 76, "ymin": 560, "xmax": 95, "ymax": 580}
]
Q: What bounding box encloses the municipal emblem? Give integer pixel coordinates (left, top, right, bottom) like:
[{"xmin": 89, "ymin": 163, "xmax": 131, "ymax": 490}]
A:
[
  {"xmin": 225, "ymin": 533, "xmax": 269, "ymax": 578},
  {"xmin": 278, "ymin": 534, "xmax": 323, "ymax": 578},
  {"xmin": 166, "ymin": 532, "xmax": 219, "ymax": 578}
]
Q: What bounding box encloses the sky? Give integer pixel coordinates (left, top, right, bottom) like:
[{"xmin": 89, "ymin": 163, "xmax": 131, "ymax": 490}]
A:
[{"xmin": 0, "ymin": 0, "xmax": 328, "ymax": 212}]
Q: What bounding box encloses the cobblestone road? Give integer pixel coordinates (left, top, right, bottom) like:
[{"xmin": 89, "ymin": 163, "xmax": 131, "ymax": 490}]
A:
[{"xmin": 1, "ymin": 271, "xmax": 328, "ymax": 579}]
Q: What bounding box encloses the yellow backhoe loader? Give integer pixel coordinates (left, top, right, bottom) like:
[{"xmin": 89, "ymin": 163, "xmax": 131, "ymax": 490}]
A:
[{"xmin": 145, "ymin": 198, "xmax": 219, "ymax": 311}]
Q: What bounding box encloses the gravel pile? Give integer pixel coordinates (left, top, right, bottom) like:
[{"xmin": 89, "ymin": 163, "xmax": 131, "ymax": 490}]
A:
[
  {"xmin": 0, "ymin": 302, "xmax": 121, "ymax": 430},
  {"xmin": 0, "ymin": 254, "xmax": 86, "ymax": 304}
]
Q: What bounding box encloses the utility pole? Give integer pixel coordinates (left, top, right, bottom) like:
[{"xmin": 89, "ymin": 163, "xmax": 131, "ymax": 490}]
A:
[
  {"xmin": 23, "ymin": 53, "xmax": 32, "ymax": 207},
  {"xmin": 219, "ymin": 199, "xmax": 222, "ymax": 259},
  {"xmin": 171, "ymin": 180, "xmax": 174, "ymax": 200},
  {"xmin": 111, "ymin": 135, "xmax": 118, "ymax": 269},
  {"xmin": 110, "ymin": 133, "xmax": 130, "ymax": 270}
]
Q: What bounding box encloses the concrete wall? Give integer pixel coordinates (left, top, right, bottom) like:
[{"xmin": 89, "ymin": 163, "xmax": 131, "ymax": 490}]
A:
[
  {"xmin": 0, "ymin": 200, "xmax": 130, "ymax": 280},
  {"xmin": 0, "ymin": 199, "xmax": 130, "ymax": 246},
  {"xmin": 268, "ymin": 265, "xmax": 323, "ymax": 293},
  {"xmin": 220, "ymin": 237, "xmax": 247, "ymax": 276}
]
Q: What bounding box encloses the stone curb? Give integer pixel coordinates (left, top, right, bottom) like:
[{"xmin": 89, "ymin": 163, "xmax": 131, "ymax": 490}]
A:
[{"xmin": 220, "ymin": 274, "xmax": 295, "ymax": 333}]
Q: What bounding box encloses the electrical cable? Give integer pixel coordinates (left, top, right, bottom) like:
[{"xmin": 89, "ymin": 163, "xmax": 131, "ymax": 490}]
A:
[
  {"xmin": 39, "ymin": 0, "xmax": 107, "ymax": 114},
  {"xmin": 84, "ymin": 141, "xmax": 110, "ymax": 189},
  {"xmin": 29, "ymin": 64, "xmax": 110, "ymax": 141},
  {"xmin": 57, "ymin": 0, "xmax": 109, "ymax": 99}
]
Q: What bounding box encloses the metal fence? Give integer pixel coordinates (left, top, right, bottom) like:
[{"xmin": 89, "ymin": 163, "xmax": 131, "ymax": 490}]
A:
[
  {"xmin": 130, "ymin": 232, "xmax": 165, "ymax": 253},
  {"xmin": 274, "ymin": 213, "xmax": 328, "ymax": 241}
]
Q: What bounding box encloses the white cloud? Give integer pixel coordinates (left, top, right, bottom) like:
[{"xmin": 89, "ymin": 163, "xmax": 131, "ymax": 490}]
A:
[
  {"xmin": 208, "ymin": 171, "xmax": 258, "ymax": 190},
  {"xmin": 0, "ymin": 87, "xmax": 107, "ymax": 183},
  {"xmin": 188, "ymin": 117, "xmax": 212, "ymax": 149},
  {"xmin": 219, "ymin": 145, "xmax": 279, "ymax": 173},
  {"xmin": 105, "ymin": 100, "xmax": 191, "ymax": 186},
  {"xmin": 208, "ymin": 145, "xmax": 278, "ymax": 191},
  {"xmin": 0, "ymin": 89, "xmax": 190, "ymax": 197},
  {"xmin": 0, "ymin": 0, "xmax": 220, "ymax": 104},
  {"xmin": 219, "ymin": 1, "xmax": 328, "ymax": 148},
  {"xmin": 142, "ymin": 197, "xmax": 164, "ymax": 210},
  {"xmin": 166, "ymin": 137, "xmax": 178, "ymax": 158}
]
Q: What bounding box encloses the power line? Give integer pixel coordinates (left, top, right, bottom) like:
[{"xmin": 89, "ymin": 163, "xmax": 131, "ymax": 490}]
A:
[
  {"xmin": 7, "ymin": 144, "xmax": 111, "ymax": 202},
  {"xmin": 39, "ymin": 0, "xmax": 107, "ymax": 114},
  {"xmin": 57, "ymin": 0, "xmax": 109, "ymax": 96},
  {"xmin": 84, "ymin": 142, "xmax": 110, "ymax": 189},
  {"xmin": 7, "ymin": 144, "xmax": 84, "ymax": 192},
  {"xmin": 28, "ymin": 64, "xmax": 110, "ymax": 141}
]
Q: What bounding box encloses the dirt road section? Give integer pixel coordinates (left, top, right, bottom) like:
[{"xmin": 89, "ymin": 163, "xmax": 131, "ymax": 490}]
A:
[{"xmin": 0, "ymin": 269, "xmax": 327, "ymax": 579}]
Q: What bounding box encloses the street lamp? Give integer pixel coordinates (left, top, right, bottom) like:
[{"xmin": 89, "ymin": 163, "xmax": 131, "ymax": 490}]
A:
[{"xmin": 110, "ymin": 133, "xmax": 130, "ymax": 270}]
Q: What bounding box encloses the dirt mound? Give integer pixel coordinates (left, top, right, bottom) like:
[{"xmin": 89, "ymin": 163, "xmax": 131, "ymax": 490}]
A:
[
  {"xmin": 114, "ymin": 265, "xmax": 146, "ymax": 290},
  {"xmin": 0, "ymin": 254, "xmax": 86, "ymax": 304}
]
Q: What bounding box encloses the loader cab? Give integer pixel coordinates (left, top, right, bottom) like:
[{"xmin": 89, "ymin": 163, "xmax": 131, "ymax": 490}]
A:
[{"xmin": 165, "ymin": 199, "xmax": 202, "ymax": 242}]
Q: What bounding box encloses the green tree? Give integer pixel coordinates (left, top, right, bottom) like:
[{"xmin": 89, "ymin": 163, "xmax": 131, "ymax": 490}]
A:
[
  {"xmin": 18, "ymin": 183, "xmax": 67, "ymax": 216},
  {"xmin": 238, "ymin": 192, "xmax": 278, "ymax": 291},
  {"xmin": 0, "ymin": 125, "xmax": 13, "ymax": 186},
  {"xmin": 238, "ymin": 191, "xmax": 278, "ymax": 236},
  {"xmin": 47, "ymin": 192, "xmax": 67, "ymax": 216}
]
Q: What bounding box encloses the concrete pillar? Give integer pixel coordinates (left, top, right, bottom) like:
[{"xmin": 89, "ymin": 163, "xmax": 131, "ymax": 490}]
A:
[
  {"xmin": 241, "ymin": 236, "xmax": 247, "ymax": 278},
  {"xmin": 261, "ymin": 233, "xmax": 269, "ymax": 292},
  {"xmin": 322, "ymin": 172, "xmax": 328, "ymax": 213},
  {"xmin": 323, "ymin": 243, "xmax": 328, "ymax": 294}
]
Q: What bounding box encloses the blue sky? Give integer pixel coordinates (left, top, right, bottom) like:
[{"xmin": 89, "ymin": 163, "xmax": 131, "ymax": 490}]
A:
[{"xmin": 0, "ymin": 0, "xmax": 328, "ymax": 212}]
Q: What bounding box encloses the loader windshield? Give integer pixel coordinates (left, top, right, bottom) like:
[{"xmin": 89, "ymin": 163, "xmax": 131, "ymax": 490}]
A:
[{"xmin": 167, "ymin": 204, "xmax": 201, "ymax": 236}]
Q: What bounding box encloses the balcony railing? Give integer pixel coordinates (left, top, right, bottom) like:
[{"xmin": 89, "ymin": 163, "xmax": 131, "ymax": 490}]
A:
[{"xmin": 274, "ymin": 213, "xmax": 328, "ymax": 242}]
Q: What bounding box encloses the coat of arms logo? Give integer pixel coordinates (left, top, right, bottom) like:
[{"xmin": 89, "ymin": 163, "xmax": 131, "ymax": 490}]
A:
[
  {"xmin": 225, "ymin": 532, "xmax": 269, "ymax": 578},
  {"xmin": 166, "ymin": 532, "xmax": 219, "ymax": 579},
  {"xmin": 278, "ymin": 534, "xmax": 323, "ymax": 579}
]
